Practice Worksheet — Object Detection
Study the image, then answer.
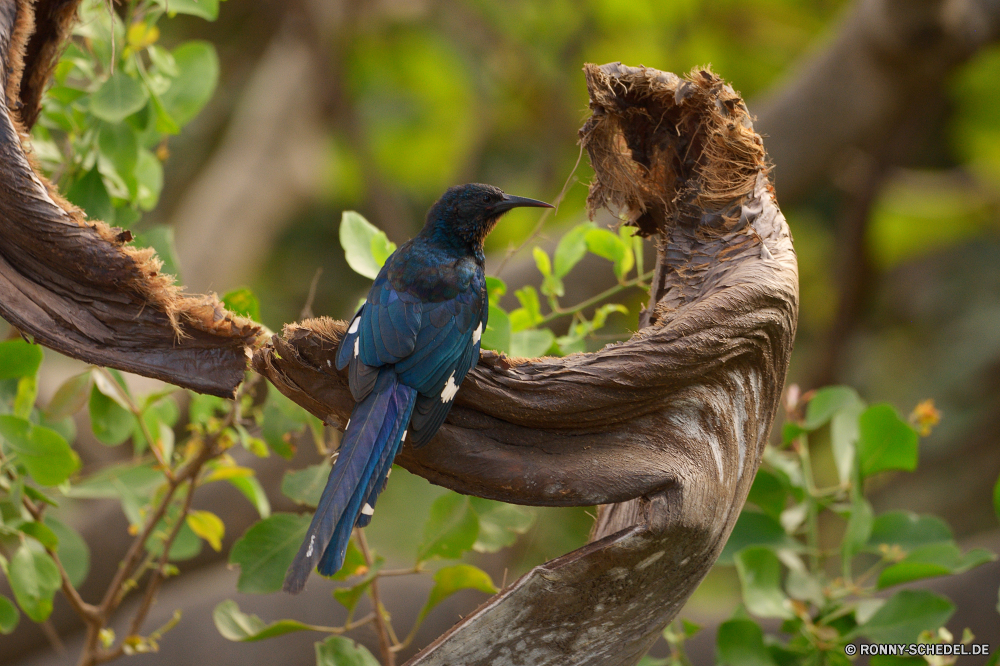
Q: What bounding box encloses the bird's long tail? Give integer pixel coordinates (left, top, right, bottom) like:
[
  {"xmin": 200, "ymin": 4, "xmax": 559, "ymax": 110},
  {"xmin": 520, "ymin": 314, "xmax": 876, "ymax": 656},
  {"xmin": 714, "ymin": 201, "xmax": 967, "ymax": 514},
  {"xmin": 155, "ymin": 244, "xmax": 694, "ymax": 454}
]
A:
[{"xmin": 283, "ymin": 370, "xmax": 416, "ymax": 593}]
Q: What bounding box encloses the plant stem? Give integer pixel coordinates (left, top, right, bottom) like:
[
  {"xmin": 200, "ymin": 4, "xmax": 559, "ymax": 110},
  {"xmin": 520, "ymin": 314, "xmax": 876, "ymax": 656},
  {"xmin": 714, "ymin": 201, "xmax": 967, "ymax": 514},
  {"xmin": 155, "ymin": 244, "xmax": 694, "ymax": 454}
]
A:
[
  {"xmin": 357, "ymin": 529, "xmax": 395, "ymax": 666},
  {"xmin": 797, "ymin": 434, "xmax": 821, "ymax": 571},
  {"xmin": 538, "ymin": 270, "xmax": 653, "ymax": 326},
  {"xmin": 96, "ymin": 367, "xmax": 173, "ymax": 477}
]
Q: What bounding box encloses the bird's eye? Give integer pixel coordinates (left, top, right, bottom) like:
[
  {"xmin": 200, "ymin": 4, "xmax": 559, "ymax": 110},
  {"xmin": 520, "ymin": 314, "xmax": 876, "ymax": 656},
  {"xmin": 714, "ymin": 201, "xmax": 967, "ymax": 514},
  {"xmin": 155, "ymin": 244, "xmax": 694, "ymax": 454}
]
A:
[{"xmin": 482, "ymin": 193, "xmax": 491, "ymax": 203}]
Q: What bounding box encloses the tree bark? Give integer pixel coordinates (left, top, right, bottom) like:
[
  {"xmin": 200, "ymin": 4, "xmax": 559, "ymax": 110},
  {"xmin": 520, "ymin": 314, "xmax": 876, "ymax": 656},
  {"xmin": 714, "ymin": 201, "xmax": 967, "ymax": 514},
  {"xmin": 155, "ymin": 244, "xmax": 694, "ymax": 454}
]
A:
[{"xmin": 254, "ymin": 64, "xmax": 799, "ymax": 665}]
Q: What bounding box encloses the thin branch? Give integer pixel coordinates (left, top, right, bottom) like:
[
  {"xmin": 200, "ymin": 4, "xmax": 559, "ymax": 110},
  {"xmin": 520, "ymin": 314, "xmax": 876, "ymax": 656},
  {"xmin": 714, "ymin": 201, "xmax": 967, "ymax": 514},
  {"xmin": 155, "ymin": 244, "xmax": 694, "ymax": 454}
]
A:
[
  {"xmin": 538, "ymin": 270, "xmax": 653, "ymax": 326},
  {"xmin": 356, "ymin": 529, "xmax": 395, "ymax": 666},
  {"xmin": 96, "ymin": 367, "xmax": 173, "ymax": 477}
]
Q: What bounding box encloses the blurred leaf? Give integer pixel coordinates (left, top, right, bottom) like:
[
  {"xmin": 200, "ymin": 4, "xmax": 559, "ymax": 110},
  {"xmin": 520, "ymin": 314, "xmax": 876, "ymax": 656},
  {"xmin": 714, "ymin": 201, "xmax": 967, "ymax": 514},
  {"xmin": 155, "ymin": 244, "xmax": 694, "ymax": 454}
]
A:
[
  {"xmin": 805, "ymin": 386, "xmax": 866, "ymax": 484},
  {"xmin": 481, "ymin": 304, "xmax": 510, "ymax": 353},
  {"xmin": 64, "ymin": 461, "xmax": 161, "ymax": 499},
  {"xmin": 719, "ymin": 511, "xmax": 797, "ymax": 564},
  {"xmin": 416, "ymin": 564, "xmax": 497, "ymax": 625},
  {"xmin": 148, "ymin": 45, "xmax": 178, "ymax": 77},
  {"xmin": 160, "ymin": 41, "xmax": 219, "ymax": 126},
  {"xmin": 554, "ymin": 222, "xmax": 595, "ymax": 278},
  {"xmin": 13, "ymin": 375, "xmax": 37, "ymax": 419},
  {"xmin": 857, "ymin": 404, "xmax": 918, "ymax": 477},
  {"xmin": 0, "ymin": 340, "xmax": 43, "ymax": 380},
  {"xmin": 470, "ymin": 497, "xmax": 535, "ymax": 553},
  {"xmin": 98, "ymin": 121, "xmax": 138, "ymax": 189},
  {"xmin": 803, "ymin": 386, "xmax": 864, "ymax": 429},
  {"xmin": 8, "ymin": 545, "xmax": 61, "ymax": 622},
  {"xmin": 66, "ymin": 167, "xmax": 114, "ymax": 223},
  {"xmin": 88, "ymin": 383, "xmax": 134, "ymax": 446},
  {"xmin": 510, "ymin": 329, "xmax": 554, "ymax": 358},
  {"xmin": 187, "ymin": 510, "xmax": 225, "ymax": 551},
  {"xmin": 716, "ymin": 618, "xmax": 777, "ymax": 666},
  {"xmin": 485, "ymin": 276, "xmax": 506, "ymax": 300},
  {"xmin": 91, "ymin": 71, "xmax": 148, "ymax": 123},
  {"xmin": 134, "ymin": 149, "xmax": 164, "ymax": 211},
  {"xmin": 370, "ymin": 232, "xmax": 397, "ymax": 268},
  {"xmin": 20, "ymin": 521, "xmax": 59, "ymax": 550},
  {"xmin": 340, "ymin": 211, "xmax": 390, "ymax": 279},
  {"xmin": 746, "ymin": 470, "xmax": 787, "ymax": 520},
  {"xmin": 0, "ymin": 415, "xmax": 80, "ymax": 486},
  {"xmin": 843, "ymin": 497, "xmax": 874, "ymax": 561},
  {"xmin": 213, "ymin": 600, "xmax": 315, "ymax": 642},
  {"xmin": 332, "ymin": 555, "xmax": 384, "ymax": 613},
  {"xmin": 0, "ymin": 595, "xmax": 18, "ymax": 634},
  {"xmin": 45, "ymin": 372, "xmax": 92, "ymax": 420},
  {"xmin": 154, "ymin": 0, "xmax": 221, "ymax": 21},
  {"xmin": 853, "ymin": 590, "xmax": 954, "ymax": 642},
  {"xmin": 877, "ymin": 543, "xmax": 995, "ymax": 589},
  {"xmin": 586, "ymin": 228, "xmax": 626, "ymax": 263},
  {"xmin": 867, "ymin": 511, "xmax": 952, "ymax": 552},
  {"xmin": 329, "ymin": 539, "xmax": 367, "ymax": 581},
  {"xmin": 417, "ymin": 492, "xmax": 478, "ymax": 563},
  {"xmin": 189, "ymin": 393, "xmax": 227, "ymax": 425},
  {"xmin": 282, "ymin": 462, "xmax": 331, "ymax": 508},
  {"xmin": 533, "ymin": 246, "xmax": 552, "ymax": 276},
  {"xmin": 734, "ymin": 547, "xmax": 792, "ymax": 619},
  {"xmin": 222, "ymin": 288, "xmax": 261, "ymax": 321},
  {"xmin": 146, "ymin": 516, "xmax": 202, "ymax": 561},
  {"xmin": 513, "ymin": 286, "xmax": 542, "ymax": 328},
  {"xmin": 46, "ymin": 517, "xmax": 90, "ymax": 587},
  {"xmin": 227, "ymin": 476, "xmax": 271, "ymax": 519},
  {"xmin": 229, "ymin": 513, "xmax": 310, "ymax": 594},
  {"xmin": 315, "ymin": 636, "xmax": 380, "ymax": 666}
]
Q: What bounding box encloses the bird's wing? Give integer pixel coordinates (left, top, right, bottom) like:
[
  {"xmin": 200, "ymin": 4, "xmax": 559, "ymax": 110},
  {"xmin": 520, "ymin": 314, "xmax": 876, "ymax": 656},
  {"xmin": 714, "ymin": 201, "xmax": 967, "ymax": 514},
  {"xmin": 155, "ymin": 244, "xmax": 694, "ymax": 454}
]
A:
[
  {"xmin": 336, "ymin": 272, "xmax": 422, "ymax": 402},
  {"xmin": 397, "ymin": 282, "xmax": 487, "ymax": 447}
]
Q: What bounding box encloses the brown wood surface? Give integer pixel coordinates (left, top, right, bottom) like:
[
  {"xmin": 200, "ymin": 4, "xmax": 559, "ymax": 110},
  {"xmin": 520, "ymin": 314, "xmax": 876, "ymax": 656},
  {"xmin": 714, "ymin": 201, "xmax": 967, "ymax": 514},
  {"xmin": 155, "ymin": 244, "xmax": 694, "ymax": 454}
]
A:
[{"xmin": 254, "ymin": 64, "xmax": 799, "ymax": 665}]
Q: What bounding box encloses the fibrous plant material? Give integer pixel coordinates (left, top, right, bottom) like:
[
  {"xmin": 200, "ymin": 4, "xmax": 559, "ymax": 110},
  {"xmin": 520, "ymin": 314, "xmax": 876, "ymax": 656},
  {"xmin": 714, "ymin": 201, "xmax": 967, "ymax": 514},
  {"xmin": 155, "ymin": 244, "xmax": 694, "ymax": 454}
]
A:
[
  {"xmin": 0, "ymin": 0, "xmax": 260, "ymax": 397},
  {"xmin": 256, "ymin": 63, "xmax": 798, "ymax": 665}
]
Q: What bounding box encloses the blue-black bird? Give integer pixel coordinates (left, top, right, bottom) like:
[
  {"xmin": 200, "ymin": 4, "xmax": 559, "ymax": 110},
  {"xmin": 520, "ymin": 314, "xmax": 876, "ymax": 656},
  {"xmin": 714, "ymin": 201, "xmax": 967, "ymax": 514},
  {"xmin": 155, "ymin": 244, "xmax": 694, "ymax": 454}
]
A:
[{"xmin": 284, "ymin": 183, "xmax": 552, "ymax": 593}]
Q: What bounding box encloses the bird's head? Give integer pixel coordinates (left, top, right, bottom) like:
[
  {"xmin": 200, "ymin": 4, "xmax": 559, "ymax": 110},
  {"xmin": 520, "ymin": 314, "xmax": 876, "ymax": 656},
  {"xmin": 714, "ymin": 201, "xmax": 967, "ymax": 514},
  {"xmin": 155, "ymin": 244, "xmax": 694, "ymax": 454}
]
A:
[{"xmin": 424, "ymin": 183, "xmax": 553, "ymax": 253}]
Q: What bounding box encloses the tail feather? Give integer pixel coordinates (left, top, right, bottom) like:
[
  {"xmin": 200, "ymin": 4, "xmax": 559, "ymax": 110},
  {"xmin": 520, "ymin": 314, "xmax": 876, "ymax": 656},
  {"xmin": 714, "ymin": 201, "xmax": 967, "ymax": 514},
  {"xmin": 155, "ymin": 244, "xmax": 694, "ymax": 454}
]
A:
[
  {"xmin": 355, "ymin": 426, "xmax": 408, "ymax": 529},
  {"xmin": 283, "ymin": 371, "xmax": 414, "ymax": 593}
]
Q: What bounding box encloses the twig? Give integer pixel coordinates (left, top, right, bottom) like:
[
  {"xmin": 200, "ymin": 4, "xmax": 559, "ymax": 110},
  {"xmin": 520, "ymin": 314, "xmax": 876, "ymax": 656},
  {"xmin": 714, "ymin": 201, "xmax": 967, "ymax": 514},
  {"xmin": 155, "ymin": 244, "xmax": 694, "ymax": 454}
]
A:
[
  {"xmin": 300, "ymin": 267, "xmax": 323, "ymax": 320},
  {"xmin": 96, "ymin": 367, "xmax": 173, "ymax": 478},
  {"xmin": 376, "ymin": 566, "xmax": 423, "ymax": 577},
  {"xmin": 356, "ymin": 529, "xmax": 395, "ymax": 666},
  {"xmin": 537, "ymin": 270, "xmax": 653, "ymax": 326}
]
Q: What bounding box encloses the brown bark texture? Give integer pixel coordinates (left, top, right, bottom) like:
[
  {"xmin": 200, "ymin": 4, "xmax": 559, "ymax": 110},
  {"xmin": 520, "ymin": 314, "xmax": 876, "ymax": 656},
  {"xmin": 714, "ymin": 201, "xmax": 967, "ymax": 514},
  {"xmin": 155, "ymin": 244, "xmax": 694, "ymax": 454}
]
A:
[
  {"xmin": 0, "ymin": 0, "xmax": 261, "ymax": 398},
  {"xmin": 254, "ymin": 64, "xmax": 799, "ymax": 665}
]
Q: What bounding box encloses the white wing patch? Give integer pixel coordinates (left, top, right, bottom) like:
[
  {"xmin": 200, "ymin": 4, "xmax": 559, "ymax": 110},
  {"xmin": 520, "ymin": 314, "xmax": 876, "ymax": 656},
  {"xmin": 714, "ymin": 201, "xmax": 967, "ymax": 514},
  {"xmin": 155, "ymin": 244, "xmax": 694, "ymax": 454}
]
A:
[
  {"xmin": 401, "ymin": 430, "xmax": 407, "ymax": 442},
  {"xmin": 348, "ymin": 316, "xmax": 360, "ymax": 334},
  {"xmin": 440, "ymin": 372, "xmax": 459, "ymax": 403},
  {"xmin": 354, "ymin": 338, "xmax": 360, "ymax": 357},
  {"xmin": 472, "ymin": 322, "xmax": 482, "ymax": 344},
  {"xmin": 361, "ymin": 503, "xmax": 375, "ymax": 516},
  {"xmin": 306, "ymin": 534, "xmax": 316, "ymax": 557}
]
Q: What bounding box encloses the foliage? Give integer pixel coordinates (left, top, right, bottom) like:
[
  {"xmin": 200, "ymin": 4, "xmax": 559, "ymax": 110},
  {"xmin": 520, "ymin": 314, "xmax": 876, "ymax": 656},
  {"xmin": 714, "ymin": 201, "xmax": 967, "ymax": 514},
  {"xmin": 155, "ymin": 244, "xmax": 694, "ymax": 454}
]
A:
[{"xmin": 645, "ymin": 387, "xmax": 997, "ymax": 666}]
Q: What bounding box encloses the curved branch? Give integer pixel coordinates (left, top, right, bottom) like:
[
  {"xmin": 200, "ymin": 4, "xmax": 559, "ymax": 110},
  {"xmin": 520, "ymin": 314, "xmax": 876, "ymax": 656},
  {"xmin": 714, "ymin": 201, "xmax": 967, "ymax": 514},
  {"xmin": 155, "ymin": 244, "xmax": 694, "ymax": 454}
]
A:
[
  {"xmin": 0, "ymin": 0, "xmax": 260, "ymax": 397},
  {"xmin": 255, "ymin": 64, "xmax": 798, "ymax": 664}
]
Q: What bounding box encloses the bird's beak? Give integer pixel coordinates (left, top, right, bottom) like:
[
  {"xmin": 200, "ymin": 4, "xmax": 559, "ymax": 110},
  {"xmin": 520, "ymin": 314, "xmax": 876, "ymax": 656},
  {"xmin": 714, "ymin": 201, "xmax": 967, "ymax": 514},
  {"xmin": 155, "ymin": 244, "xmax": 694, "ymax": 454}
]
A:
[{"xmin": 492, "ymin": 194, "xmax": 554, "ymax": 215}]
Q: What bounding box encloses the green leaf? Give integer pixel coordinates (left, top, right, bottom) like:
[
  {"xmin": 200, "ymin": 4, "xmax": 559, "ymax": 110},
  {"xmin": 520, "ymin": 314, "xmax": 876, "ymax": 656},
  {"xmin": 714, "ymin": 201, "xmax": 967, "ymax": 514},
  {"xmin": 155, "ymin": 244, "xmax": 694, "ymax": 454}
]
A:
[
  {"xmin": 877, "ymin": 543, "xmax": 995, "ymax": 589},
  {"xmin": 0, "ymin": 595, "xmax": 19, "ymax": 634},
  {"xmin": 134, "ymin": 149, "xmax": 164, "ymax": 210},
  {"xmin": 282, "ymin": 462, "xmax": 331, "ymax": 508},
  {"xmin": 554, "ymin": 222, "xmax": 595, "ymax": 277},
  {"xmin": 485, "ymin": 276, "xmax": 506, "ymax": 300},
  {"xmin": 857, "ymin": 404, "xmax": 919, "ymax": 477},
  {"xmin": 46, "ymin": 517, "xmax": 90, "ymax": 587},
  {"xmin": 160, "ymin": 41, "xmax": 219, "ymax": 126},
  {"xmin": 854, "ymin": 590, "xmax": 954, "ymax": 642},
  {"xmin": 416, "ymin": 564, "xmax": 497, "ymax": 625},
  {"xmin": 0, "ymin": 339, "xmax": 43, "ymax": 379},
  {"xmin": 734, "ymin": 547, "xmax": 792, "ymax": 619},
  {"xmin": 803, "ymin": 386, "xmax": 864, "ymax": 429},
  {"xmin": 746, "ymin": 470, "xmax": 787, "ymax": 520},
  {"xmin": 90, "ymin": 71, "xmax": 149, "ymax": 122},
  {"xmin": 514, "ymin": 286, "xmax": 542, "ymax": 327},
  {"xmin": 8, "ymin": 545, "xmax": 61, "ymax": 622},
  {"xmin": 64, "ymin": 461, "xmax": 161, "ymax": 500},
  {"xmin": 340, "ymin": 211, "xmax": 392, "ymax": 279},
  {"xmin": 417, "ymin": 492, "xmax": 479, "ymax": 563},
  {"xmin": 586, "ymin": 228, "xmax": 626, "ymax": 263},
  {"xmin": 532, "ymin": 246, "xmax": 552, "ymax": 276},
  {"xmin": 45, "ymin": 372, "xmax": 92, "ymax": 420},
  {"xmin": 148, "ymin": 45, "xmax": 179, "ymax": 77},
  {"xmin": 88, "ymin": 383, "xmax": 135, "ymax": 446},
  {"xmin": 0, "ymin": 415, "xmax": 80, "ymax": 486},
  {"xmin": 222, "ymin": 287, "xmax": 261, "ymax": 321},
  {"xmin": 98, "ymin": 121, "xmax": 139, "ymax": 187},
  {"xmin": 187, "ymin": 510, "xmax": 225, "ymax": 551},
  {"xmin": 719, "ymin": 511, "xmax": 797, "ymax": 564},
  {"xmin": 146, "ymin": 516, "xmax": 202, "ymax": 561},
  {"xmin": 867, "ymin": 511, "xmax": 952, "ymax": 552},
  {"xmin": 13, "ymin": 375, "xmax": 37, "ymax": 419},
  {"xmin": 315, "ymin": 636, "xmax": 380, "ymax": 666},
  {"xmin": 993, "ymin": 474, "xmax": 1000, "ymax": 524},
  {"xmin": 332, "ymin": 555, "xmax": 384, "ymax": 613},
  {"xmin": 229, "ymin": 513, "xmax": 311, "ymax": 594},
  {"xmin": 213, "ymin": 600, "xmax": 315, "ymax": 642},
  {"xmin": 843, "ymin": 496, "xmax": 874, "ymax": 560},
  {"xmin": 510, "ymin": 329, "xmax": 554, "ymax": 358},
  {"xmin": 370, "ymin": 232, "xmax": 397, "ymax": 268},
  {"xmin": 329, "ymin": 540, "xmax": 368, "ymax": 581},
  {"xmin": 716, "ymin": 618, "xmax": 778, "ymax": 666},
  {"xmin": 470, "ymin": 497, "xmax": 535, "ymax": 553},
  {"xmin": 66, "ymin": 167, "xmax": 114, "ymax": 223},
  {"xmin": 228, "ymin": 476, "xmax": 271, "ymax": 519},
  {"xmin": 189, "ymin": 393, "xmax": 227, "ymax": 425},
  {"xmin": 481, "ymin": 304, "xmax": 510, "ymax": 353},
  {"xmin": 155, "ymin": 0, "xmax": 221, "ymax": 20},
  {"xmin": 19, "ymin": 521, "xmax": 59, "ymax": 550}
]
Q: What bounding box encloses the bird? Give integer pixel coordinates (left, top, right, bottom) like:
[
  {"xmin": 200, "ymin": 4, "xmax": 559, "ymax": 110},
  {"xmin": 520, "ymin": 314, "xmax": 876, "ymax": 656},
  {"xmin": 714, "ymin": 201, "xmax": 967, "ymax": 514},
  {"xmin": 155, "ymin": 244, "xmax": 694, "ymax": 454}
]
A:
[{"xmin": 283, "ymin": 183, "xmax": 552, "ymax": 593}]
